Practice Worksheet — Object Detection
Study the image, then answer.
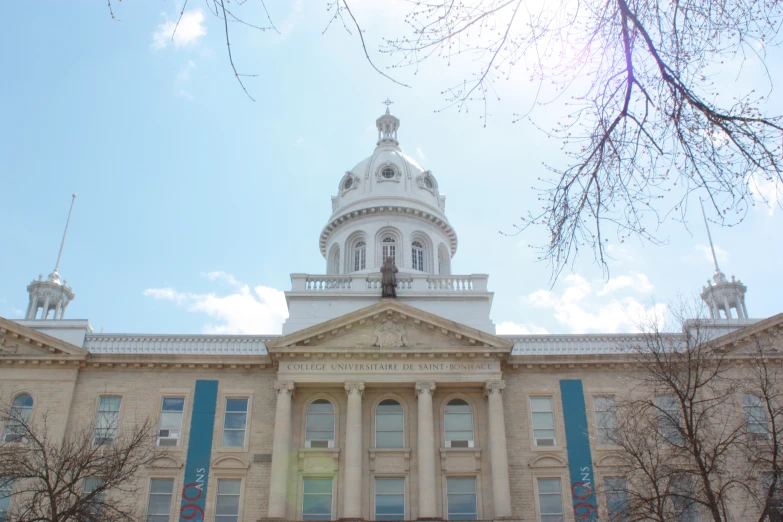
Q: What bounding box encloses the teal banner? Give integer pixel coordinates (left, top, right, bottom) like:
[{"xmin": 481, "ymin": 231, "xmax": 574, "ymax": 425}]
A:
[
  {"xmin": 179, "ymin": 380, "xmax": 219, "ymax": 522},
  {"xmin": 560, "ymin": 379, "xmax": 599, "ymax": 520}
]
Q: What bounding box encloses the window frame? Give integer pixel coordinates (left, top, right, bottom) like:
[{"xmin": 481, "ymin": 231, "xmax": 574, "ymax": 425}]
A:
[
  {"xmin": 381, "ymin": 236, "xmax": 397, "ymax": 266},
  {"xmin": 411, "ymin": 241, "xmax": 425, "ymax": 271},
  {"xmin": 218, "ymin": 390, "xmax": 253, "ymax": 452},
  {"xmin": 670, "ymin": 475, "xmax": 699, "ymax": 522},
  {"xmin": 535, "ymin": 476, "xmax": 566, "ymax": 522},
  {"xmin": 214, "ymin": 477, "xmax": 243, "ymax": 522},
  {"xmin": 3, "ymin": 393, "xmax": 34, "ymax": 443},
  {"xmin": 593, "ymin": 395, "xmax": 619, "ymax": 446},
  {"xmin": 603, "ymin": 476, "xmax": 629, "ymax": 522},
  {"xmin": 93, "ymin": 394, "xmax": 123, "ymax": 446},
  {"xmin": 0, "ymin": 478, "xmax": 13, "ymax": 521},
  {"xmin": 375, "ymin": 398, "xmax": 405, "ymax": 449},
  {"xmin": 157, "ymin": 396, "xmax": 186, "ymax": 447},
  {"xmin": 145, "ymin": 477, "xmax": 175, "ymax": 522},
  {"xmin": 301, "ymin": 476, "xmax": 335, "ymax": 521},
  {"xmin": 529, "ymin": 395, "xmax": 558, "ymax": 448},
  {"xmin": 742, "ymin": 393, "xmax": 771, "ymax": 440},
  {"xmin": 305, "ymin": 398, "xmax": 336, "ymax": 448},
  {"xmin": 443, "ymin": 398, "xmax": 475, "ymax": 448},
  {"xmin": 655, "ymin": 395, "xmax": 683, "ymax": 445},
  {"xmin": 353, "ymin": 240, "xmax": 367, "ymax": 272},
  {"xmin": 374, "ymin": 476, "xmax": 406, "ymax": 521},
  {"xmin": 445, "ymin": 475, "xmax": 479, "ymax": 520}
]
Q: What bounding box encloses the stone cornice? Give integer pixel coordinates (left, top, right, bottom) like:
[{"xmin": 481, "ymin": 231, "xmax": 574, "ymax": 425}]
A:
[
  {"xmin": 0, "ymin": 316, "xmax": 89, "ymax": 357},
  {"xmin": 319, "ymin": 204, "xmax": 458, "ymax": 258}
]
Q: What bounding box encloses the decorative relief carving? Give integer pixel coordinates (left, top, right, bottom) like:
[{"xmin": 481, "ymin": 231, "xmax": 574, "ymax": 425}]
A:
[
  {"xmin": 0, "ymin": 334, "xmax": 18, "ymax": 355},
  {"xmin": 416, "ymin": 170, "xmax": 439, "ymax": 195},
  {"xmin": 339, "ymin": 171, "xmax": 360, "ymax": 195},
  {"xmin": 369, "ymin": 448, "xmax": 411, "ymax": 472},
  {"xmin": 345, "ymin": 382, "xmax": 365, "ymax": 396},
  {"xmin": 375, "ymin": 162, "xmax": 401, "ymax": 183},
  {"xmin": 415, "ymin": 381, "xmax": 436, "ymax": 397},
  {"xmin": 439, "ymin": 448, "xmax": 481, "ymax": 472},
  {"xmin": 484, "ymin": 380, "xmax": 506, "ymax": 397},
  {"xmin": 372, "ymin": 320, "xmax": 408, "ymax": 348},
  {"xmin": 298, "ymin": 448, "xmax": 340, "ymax": 472}
]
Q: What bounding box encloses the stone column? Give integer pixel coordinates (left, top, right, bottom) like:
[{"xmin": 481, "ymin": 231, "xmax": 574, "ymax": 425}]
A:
[
  {"xmin": 485, "ymin": 381, "xmax": 512, "ymax": 518},
  {"xmin": 268, "ymin": 381, "xmax": 295, "ymax": 519},
  {"xmin": 41, "ymin": 295, "xmax": 50, "ymax": 320},
  {"xmin": 723, "ymin": 297, "xmax": 732, "ymax": 319},
  {"xmin": 342, "ymin": 382, "xmax": 365, "ymax": 519},
  {"xmin": 415, "ymin": 381, "xmax": 437, "ymax": 519}
]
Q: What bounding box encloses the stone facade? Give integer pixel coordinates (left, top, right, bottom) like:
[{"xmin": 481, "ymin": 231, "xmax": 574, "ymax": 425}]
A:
[{"xmin": 2, "ymin": 308, "xmax": 782, "ymax": 522}]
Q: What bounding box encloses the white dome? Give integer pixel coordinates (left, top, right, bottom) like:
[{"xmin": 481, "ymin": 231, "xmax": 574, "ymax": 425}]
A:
[{"xmin": 320, "ymin": 108, "xmax": 458, "ymax": 276}]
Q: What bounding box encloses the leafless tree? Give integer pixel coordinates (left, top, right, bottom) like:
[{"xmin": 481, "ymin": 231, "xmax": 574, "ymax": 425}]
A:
[
  {"xmin": 105, "ymin": 1, "xmax": 783, "ymax": 279},
  {"xmin": 605, "ymin": 303, "xmax": 783, "ymax": 521},
  {"xmin": 0, "ymin": 398, "xmax": 162, "ymax": 522}
]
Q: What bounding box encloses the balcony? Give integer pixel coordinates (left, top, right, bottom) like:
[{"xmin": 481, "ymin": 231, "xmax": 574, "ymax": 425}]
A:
[{"xmin": 290, "ymin": 273, "xmax": 489, "ymax": 294}]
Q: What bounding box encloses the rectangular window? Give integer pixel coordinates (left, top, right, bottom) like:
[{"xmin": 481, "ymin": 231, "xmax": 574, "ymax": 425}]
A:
[
  {"xmin": 537, "ymin": 478, "xmax": 564, "ymax": 522},
  {"xmin": 743, "ymin": 394, "xmax": 770, "ymax": 440},
  {"xmin": 215, "ymin": 479, "xmax": 241, "ymax": 522},
  {"xmin": 93, "ymin": 396, "xmax": 121, "ymax": 445},
  {"xmin": 604, "ymin": 477, "xmax": 628, "ymax": 521},
  {"xmin": 303, "ymin": 478, "xmax": 333, "ymax": 521},
  {"xmin": 158, "ymin": 397, "xmax": 185, "ymax": 446},
  {"xmin": 670, "ymin": 476, "xmax": 699, "ymax": 522},
  {"xmin": 146, "ymin": 478, "xmax": 174, "ymax": 522},
  {"xmin": 655, "ymin": 395, "xmax": 683, "ymax": 444},
  {"xmin": 446, "ymin": 477, "xmax": 477, "ymax": 520},
  {"xmin": 0, "ymin": 479, "xmax": 13, "ymax": 522},
  {"xmin": 594, "ymin": 396, "xmax": 618, "ymax": 445},
  {"xmin": 375, "ymin": 478, "xmax": 404, "ymax": 521},
  {"xmin": 530, "ymin": 397, "xmax": 556, "ymax": 446},
  {"xmin": 222, "ymin": 398, "xmax": 248, "ymax": 448}
]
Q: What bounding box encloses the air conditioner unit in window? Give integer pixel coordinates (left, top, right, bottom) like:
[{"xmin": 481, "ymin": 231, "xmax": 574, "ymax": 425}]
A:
[
  {"xmin": 306, "ymin": 439, "xmax": 334, "ymax": 449},
  {"xmin": 446, "ymin": 440, "xmax": 474, "ymax": 448},
  {"xmin": 536, "ymin": 438, "xmax": 555, "ymax": 447},
  {"xmin": 93, "ymin": 437, "xmax": 114, "ymax": 446},
  {"xmin": 749, "ymin": 431, "xmax": 771, "ymax": 441}
]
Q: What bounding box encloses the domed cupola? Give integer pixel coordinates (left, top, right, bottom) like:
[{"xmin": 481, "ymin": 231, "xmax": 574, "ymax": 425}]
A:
[{"xmin": 321, "ymin": 103, "xmax": 458, "ymax": 276}]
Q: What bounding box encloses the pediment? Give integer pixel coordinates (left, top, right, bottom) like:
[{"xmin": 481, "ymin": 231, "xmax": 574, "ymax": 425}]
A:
[
  {"xmin": 708, "ymin": 313, "xmax": 783, "ymax": 355},
  {"xmin": 267, "ymin": 300, "xmax": 512, "ymax": 356},
  {"xmin": 0, "ymin": 316, "xmax": 88, "ymax": 359}
]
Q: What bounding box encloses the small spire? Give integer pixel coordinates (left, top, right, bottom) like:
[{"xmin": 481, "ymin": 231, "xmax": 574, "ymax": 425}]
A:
[
  {"xmin": 382, "ymin": 98, "xmax": 394, "ymax": 115},
  {"xmin": 699, "ymin": 198, "xmax": 720, "ymax": 273},
  {"xmin": 376, "ymin": 101, "xmax": 400, "ymax": 147},
  {"xmin": 54, "ymin": 194, "xmax": 77, "ymax": 274}
]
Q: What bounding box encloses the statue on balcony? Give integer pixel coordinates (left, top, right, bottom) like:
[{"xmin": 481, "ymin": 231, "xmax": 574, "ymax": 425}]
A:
[{"xmin": 380, "ymin": 256, "xmax": 398, "ymax": 298}]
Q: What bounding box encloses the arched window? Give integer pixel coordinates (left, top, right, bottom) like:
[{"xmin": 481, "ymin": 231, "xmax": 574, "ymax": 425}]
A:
[
  {"xmin": 4, "ymin": 394, "xmax": 33, "ymax": 442},
  {"xmin": 382, "ymin": 236, "xmax": 396, "ymax": 264},
  {"xmin": 375, "ymin": 399, "xmax": 404, "ymax": 448},
  {"xmin": 306, "ymin": 399, "xmax": 335, "ymax": 448},
  {"xmin": 412, "ymin": 241, "xmax": 425, "ymax": 271},
  {"xmin": 327, "ymin": 245, "xmax": 340, "ymax": 275},
  {"xmin": 444, "ymin": 399, "xmax": 474, "ymax": 448},
  {"xmin": 353, "ymin": 241, "xmax": 367, "ymax": 271}
]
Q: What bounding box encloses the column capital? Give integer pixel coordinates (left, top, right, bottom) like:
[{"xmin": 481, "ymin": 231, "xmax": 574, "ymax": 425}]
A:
[
  {"xmin": 484, "ymin": 380, "xmax": 506, "ymax": 397},
  {"xmin": 273, "ymin": 381, "xmax": 295, "ymax": 396},
  {"xmin": 415, "ymin": 381, "xmax": 436, "ymax": 398},
  {"xmin": 344, "ymin": 382, "xmax": 365, "ymax": 396}
]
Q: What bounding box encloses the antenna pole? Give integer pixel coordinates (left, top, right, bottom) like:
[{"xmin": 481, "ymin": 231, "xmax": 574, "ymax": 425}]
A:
[
  {"xmin": 699, "ymin": 198, "xmax": 720, "ymax": 272},
  {"xmin": 54, "ymin": 194, "xmax": 77, "ymax": 272}
]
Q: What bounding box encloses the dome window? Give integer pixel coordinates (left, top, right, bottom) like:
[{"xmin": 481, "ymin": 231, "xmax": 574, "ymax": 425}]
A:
[
  {"xmin": 376, "ymin": 164, "xmax": 400, "ymax": 183},
  {"xmin": 424, "ymin": 177, "xmax": 433, "ymax": 189},
  {"xmin": 344, "ymin": 178, "xmax": 353, "ymax": 190},
  {"xmin": 339, "ymin": 172, "xmax": 359, "ymax": 195},
  {"xmin": 382, "ymin": 167, "xmax": 396, "ymax": 179},
  {"xmin": 382, "ymin": 236, "xmax": 397, "ymax": 264},
  {"xmin": 412, "ymin": 241, "xmax": 425, "ymax": 271},
  {"xmin": 417, "ymin": 171, "xmax": 438, "ymax": 194},
  {"xmin": 353, "ymin": 241, "xmax": 367, "ymax": 271}
]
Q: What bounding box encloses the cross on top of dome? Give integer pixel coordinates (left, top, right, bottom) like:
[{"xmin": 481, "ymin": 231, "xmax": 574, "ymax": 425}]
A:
[{"xmin": 376, "ymin": 99, "xmax": 400, "ymax": 147}]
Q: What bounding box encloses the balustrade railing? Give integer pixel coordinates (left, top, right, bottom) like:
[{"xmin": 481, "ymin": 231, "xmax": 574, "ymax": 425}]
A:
[
  {"xmin": 305, "ymin": 276, "xmax": 353, "ymax": 290},
  {"xmin": 291, "ymin": 273, "xmax": 488, "ymax": 293}
]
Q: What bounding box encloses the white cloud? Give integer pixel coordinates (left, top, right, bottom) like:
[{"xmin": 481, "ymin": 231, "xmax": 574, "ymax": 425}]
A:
[
  {"xmin": 416, "ymin": 147, "xmax": 426, "ymax": 160},
  {"xmin": 597, "ymin": 273, "xmax": 653, "ymax": 296},
  {"xmin": 527, "ymin": 273, "xmax": 665, "ymax": 333},
  {"xmin": 152, "ymin": 10, "xmax": 207, "ymax": 51},
  {"xmin": 682, "ymin": 243, "xmax": 729, "ymax": 268},
  {"xmin": 496, "ymin": 321, "xmax": 548, "ymax": 335},
  {"xmin": 143, "ymin": 273, "xmax": 288, "ymax": 334},
  {"xmin": 175, "ymin": 89, "xmax": 194, "ymax": 101}
]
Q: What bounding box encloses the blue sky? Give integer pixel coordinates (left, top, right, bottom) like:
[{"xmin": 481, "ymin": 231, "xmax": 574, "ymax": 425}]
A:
[{"xmin": 1, "ymin": 2, "xmax": 781, "ymax": 336}]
